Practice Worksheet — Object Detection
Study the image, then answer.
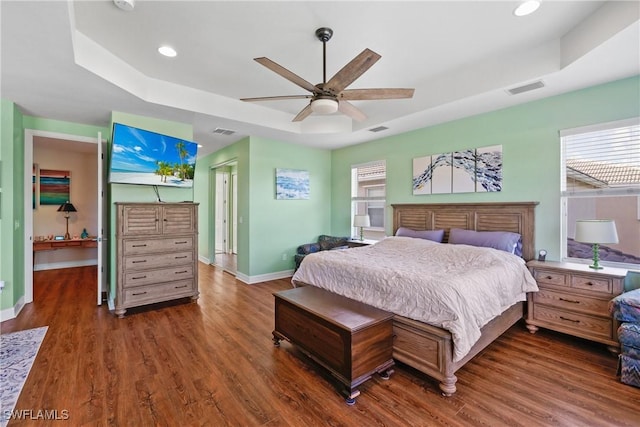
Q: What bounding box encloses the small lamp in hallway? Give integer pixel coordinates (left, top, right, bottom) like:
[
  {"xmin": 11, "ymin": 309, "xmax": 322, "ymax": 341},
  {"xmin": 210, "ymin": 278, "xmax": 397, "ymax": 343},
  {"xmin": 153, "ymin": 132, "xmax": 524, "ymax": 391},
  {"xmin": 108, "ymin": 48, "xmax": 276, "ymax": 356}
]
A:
[{"xmin": 58, "ymin": 201, "xmax": 77, "ymax": 240}]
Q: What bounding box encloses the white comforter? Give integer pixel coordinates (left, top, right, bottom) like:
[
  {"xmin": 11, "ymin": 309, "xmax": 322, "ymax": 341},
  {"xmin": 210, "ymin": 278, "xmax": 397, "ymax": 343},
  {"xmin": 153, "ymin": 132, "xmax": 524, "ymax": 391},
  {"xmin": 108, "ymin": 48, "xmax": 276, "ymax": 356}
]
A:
[{"xmin": 292, "ymin": 236, "xmax": 538, "ymax": 362}]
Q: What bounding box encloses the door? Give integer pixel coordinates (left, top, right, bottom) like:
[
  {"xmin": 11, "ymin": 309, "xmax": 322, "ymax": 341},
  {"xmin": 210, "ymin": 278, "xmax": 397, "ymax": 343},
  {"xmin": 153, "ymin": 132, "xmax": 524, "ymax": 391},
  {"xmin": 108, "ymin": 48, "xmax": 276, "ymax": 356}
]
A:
[
  {"xmin": 96, "ymin": 132, "xmax": 106, "ymax": 305},
  {"xmin": 215, "ymin": 171, "xmax": 229, "ymax": 253},
  {"xmin": 232, "ymin": 173, "xmax": 238, "ymax": 254}
]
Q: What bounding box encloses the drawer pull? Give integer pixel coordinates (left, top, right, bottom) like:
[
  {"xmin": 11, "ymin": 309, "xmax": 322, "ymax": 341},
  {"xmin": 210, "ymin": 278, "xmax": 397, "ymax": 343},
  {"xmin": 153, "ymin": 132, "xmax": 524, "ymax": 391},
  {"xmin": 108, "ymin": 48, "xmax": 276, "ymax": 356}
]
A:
[
  {"xmin": 175, "ymin": 241, "xmax": 188, "ymax": 245},
  {"xmin": 132, "ymin": 291, "xmax": 147, "ymax": 296},
  {"xmin": 132, "ymin": 275, "xmax": 147, "ymax": 280},
  {"xmin": 132, "ymin": 244, "xmax": 147, "ymax": 248},
  {"xmin": 175, "ymin": 270, "xmax": 188, "ymax": 274},
  {"xmin": 559, "ymin": 316, "xmax": 580, "ymax": 323},
  {"xmin": 585, "ymin": 282, "xmax": 594, "ymax": 286},
  {"xmin": 174, "ymin": 255, "xmax": 187, "ymax": 259},
  {"xmin": 545, "ymin": 276, "xmax": 553, "ymax": 280},
  {"xmin": 559, "ymin": 297, "xmax": 580, "ymax": 304},
  {"xmin": 132, "ymin": 260, "xmax": 147, "ymax": 264},
  {"xmin": 174, "ymin": 285, "xmax": 188, "ymax": 289}
]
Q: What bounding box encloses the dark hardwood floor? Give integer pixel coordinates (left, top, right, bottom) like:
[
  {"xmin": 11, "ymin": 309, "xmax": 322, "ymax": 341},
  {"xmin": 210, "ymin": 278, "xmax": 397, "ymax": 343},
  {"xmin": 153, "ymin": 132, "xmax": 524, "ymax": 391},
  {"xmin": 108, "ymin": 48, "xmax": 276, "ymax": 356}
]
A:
[{"xmin": 2, "ymin": 264, "xmax": 639, "ymax": 426}]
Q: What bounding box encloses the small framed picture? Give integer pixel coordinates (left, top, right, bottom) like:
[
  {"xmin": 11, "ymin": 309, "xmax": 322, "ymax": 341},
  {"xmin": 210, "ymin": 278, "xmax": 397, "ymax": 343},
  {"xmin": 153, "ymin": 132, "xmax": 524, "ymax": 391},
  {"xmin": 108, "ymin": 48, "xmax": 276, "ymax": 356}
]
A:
[{"xmin": 54, "ymin": 235, "xmax": 65, "ymax": 241}]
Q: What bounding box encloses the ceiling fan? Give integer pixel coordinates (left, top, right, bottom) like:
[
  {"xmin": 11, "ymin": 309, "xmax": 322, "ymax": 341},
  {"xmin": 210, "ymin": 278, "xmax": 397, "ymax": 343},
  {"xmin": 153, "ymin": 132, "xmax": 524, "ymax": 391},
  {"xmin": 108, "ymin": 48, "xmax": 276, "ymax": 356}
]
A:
[{"xmin": 240, "ymin": 27, "xmax": 415, "ymax": 122}]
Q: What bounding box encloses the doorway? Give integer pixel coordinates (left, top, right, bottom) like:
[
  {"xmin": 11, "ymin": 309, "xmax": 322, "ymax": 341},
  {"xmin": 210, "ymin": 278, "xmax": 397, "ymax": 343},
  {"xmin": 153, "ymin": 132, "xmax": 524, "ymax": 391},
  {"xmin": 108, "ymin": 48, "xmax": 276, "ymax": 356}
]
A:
[
  {"xmin": 212, "ymin": 161, "xmax": 238, "ymax": 275},
  {"xmin": 24, "ymin": 130, "xmax": 106, "ymax": 306}
]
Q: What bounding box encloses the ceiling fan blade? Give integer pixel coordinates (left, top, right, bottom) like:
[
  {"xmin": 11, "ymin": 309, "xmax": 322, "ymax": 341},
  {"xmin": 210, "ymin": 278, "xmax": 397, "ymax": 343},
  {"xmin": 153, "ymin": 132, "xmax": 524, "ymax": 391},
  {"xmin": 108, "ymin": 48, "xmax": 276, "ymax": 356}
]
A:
[
  {"xmin": 240, "ymin": 95, "xmax": 312, "ymax": 102},
  {"xmin": 338, "ymin": 100, "xmax": 367, "ymax": 122},
  {"xmin": 292, "ymin": 103, "xmax": 313, "ymax": 122},
  {"xmin": 254, "ymin": 57, "xmax": 317, "ymax": 93},
  {"xmin": 325, "ymin": 48, "xmax": 381, "ymax": 94},
  {"xmin": 339, "ymin": 88, "xmax": 415, "ymax": 101}
]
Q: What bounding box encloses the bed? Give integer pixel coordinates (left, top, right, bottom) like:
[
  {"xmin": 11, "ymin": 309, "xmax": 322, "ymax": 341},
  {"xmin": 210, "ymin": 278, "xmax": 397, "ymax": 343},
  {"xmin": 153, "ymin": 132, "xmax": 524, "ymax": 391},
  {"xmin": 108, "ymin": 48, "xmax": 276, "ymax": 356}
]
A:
[{"xmin": 292, "ymin": 202, "xmax": 538, "ymax": 395}]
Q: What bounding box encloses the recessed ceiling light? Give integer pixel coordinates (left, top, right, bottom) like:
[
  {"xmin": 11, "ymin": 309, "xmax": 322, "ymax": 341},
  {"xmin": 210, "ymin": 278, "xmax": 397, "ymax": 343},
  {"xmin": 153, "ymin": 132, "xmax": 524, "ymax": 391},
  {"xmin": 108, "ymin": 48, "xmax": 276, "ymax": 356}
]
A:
[
  {"xmin": 158, "ymin": 46, "xmax": 177, "ymax": 58},
  {"xmin": 514, "ymin": 1, "xmax": 540, "ymax": 17},
  {"xmin": 113, "ymin": 0, "xmax": 134, "ymax": 11}
]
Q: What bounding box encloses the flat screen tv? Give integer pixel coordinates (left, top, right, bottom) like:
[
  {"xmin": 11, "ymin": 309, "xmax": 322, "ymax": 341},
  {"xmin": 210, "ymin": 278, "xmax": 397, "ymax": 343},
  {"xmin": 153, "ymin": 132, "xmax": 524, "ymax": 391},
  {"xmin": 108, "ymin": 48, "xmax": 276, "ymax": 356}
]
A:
[{"xmin": 109, "ymin": 123, "xmax": 198, "ymax": 188}]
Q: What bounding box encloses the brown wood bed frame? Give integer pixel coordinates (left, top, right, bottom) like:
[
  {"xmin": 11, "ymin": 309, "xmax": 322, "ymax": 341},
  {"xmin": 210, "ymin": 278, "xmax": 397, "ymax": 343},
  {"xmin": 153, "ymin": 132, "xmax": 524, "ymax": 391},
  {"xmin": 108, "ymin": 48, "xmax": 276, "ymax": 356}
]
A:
[{"xmin": 390, "ymin": 202, "xmax": 537, "ymax": 395}]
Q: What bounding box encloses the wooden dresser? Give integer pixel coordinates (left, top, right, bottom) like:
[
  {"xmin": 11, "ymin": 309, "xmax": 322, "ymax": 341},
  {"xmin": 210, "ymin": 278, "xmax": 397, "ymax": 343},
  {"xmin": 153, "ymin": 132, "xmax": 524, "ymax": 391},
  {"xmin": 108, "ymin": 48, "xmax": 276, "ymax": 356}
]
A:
[
  {"xmin": 526, "ymin": 260, "xmax": 627, "ymax": 351},
  {"xmin": 115, "ymin": 202, "xmax": 199, "ymax": 317}
]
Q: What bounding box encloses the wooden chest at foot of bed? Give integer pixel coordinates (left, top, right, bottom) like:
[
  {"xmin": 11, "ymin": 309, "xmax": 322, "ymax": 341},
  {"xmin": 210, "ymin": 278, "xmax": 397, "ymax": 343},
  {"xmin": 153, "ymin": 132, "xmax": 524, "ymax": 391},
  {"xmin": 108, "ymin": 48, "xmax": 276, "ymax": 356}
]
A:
[{"xmin": 273, "ymin": 286, "xmax": 394, "ymax": 404}]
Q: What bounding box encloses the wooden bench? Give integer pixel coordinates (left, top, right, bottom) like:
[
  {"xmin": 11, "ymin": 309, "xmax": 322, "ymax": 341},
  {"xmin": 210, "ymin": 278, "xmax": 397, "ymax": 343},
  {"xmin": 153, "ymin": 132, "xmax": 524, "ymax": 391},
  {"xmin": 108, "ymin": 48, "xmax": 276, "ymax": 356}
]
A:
[{"xmin": 273, "ymin": 286, "xmax": 394, "ymax": 404}]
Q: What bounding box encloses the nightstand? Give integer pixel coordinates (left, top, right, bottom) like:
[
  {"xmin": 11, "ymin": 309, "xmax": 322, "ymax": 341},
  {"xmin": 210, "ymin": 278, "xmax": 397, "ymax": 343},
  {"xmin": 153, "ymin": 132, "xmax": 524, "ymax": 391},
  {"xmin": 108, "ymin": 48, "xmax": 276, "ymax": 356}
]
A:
[
  {"xmin": 526, "ymin": 260, "xmax": 627, "ymax": 352},
  {"xmin": 346, "ymin": 239, "xmax": 377, "ymax": 248}
]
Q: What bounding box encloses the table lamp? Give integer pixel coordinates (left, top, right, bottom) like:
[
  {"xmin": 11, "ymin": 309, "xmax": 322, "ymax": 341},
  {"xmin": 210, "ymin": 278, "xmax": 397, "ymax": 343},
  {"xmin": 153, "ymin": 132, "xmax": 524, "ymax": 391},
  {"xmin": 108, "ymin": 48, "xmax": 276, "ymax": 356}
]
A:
[
  {"xmin": 353, "ymin": 214, "xmax": 370, "ymax": 241},
  {"xmin": 574, "ymin": 219, "xmax": 618, "ymax": 269},
  {"xmin": 58, "ymin": 201, "xmax": 77, "ymax": 240}
]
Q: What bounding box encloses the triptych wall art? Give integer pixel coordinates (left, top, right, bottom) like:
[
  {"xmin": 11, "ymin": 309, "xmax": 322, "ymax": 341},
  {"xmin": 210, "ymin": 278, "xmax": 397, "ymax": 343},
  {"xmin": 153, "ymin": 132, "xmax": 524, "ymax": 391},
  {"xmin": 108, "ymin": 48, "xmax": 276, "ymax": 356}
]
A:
[{"xmin": 412, "ymin": 145, "xmax": 502, "ymax": 195}]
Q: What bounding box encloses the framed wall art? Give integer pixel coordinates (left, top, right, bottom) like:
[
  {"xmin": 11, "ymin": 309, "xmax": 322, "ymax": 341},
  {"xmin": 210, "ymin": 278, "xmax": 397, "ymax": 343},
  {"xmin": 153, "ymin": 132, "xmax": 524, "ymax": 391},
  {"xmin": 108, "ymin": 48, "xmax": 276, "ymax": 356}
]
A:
[
  {"xmin": 39, "ymin": 169, "xmax": 70, "ymax": 205},
  {"xmin": 412, "ymin": 145, "xmax": 502, "ymax": 195},
  {"xmin": 275, "ymin": 168, "xmax": 309, "ymax": 200}
]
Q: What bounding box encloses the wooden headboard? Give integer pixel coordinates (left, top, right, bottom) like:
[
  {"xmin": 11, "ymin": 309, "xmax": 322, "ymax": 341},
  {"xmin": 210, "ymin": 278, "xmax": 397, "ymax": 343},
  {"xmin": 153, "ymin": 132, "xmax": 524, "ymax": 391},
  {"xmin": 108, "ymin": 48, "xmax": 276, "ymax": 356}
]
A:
[{"xmin": 392, "ymin": 202, "xmax": 538, "ymax": 261}]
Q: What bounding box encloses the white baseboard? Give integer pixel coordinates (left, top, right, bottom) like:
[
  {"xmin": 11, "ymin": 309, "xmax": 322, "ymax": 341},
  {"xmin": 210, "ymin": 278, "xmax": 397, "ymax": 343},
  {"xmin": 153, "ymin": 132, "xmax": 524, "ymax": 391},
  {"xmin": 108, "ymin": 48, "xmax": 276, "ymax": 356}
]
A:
[
  {"xmin": 34, "ymin": 259, "xmax": 97, "ymax": 271},
  {"xmin": 235, "ymin": 270, "xmax": 293, "ymax": 285},
  {"xmin": 198, "ymin": 255, "xmax": 211, "ymax": 265},
  {"xmin": 0, "ymin": 295, "xmax": 25, "ymax": 322}
]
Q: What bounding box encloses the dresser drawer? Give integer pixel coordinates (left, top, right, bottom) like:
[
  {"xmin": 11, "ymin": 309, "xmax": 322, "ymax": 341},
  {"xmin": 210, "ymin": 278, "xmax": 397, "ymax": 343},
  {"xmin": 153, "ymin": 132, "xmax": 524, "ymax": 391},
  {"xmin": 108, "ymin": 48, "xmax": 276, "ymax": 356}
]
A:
[
  {"xmin": 123, "ymin": 280, "xmax": 195, "ymax": 305},
  {"xmin": 533, "ymin": 269, "xmax": 568, "ymax": 287},
  {"xmin": 532, "ymin": 305, "xmax": 612, "ymax": 340},
  {"xmin": 123, "ymin": 237, "xmax": 194, "ymax": 255},
  {"xmin": 124, "ymin": 251, "xmax": 193, "ymax": 271},
  {"xmin": 570, "ymin": 274, "xmax": 612, "ymax": 294},
  {"xmin": 532, "ymin": 289, "xmax": 609, "ymax": 317},
  {"xmin": 124, "ymin": 264, "xmax": 194, "ymax": 288}
]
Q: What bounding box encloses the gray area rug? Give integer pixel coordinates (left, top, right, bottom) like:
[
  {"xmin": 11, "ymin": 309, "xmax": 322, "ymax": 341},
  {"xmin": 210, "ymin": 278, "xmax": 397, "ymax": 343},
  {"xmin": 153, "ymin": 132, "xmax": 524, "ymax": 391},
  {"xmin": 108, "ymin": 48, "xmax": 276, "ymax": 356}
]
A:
[{"xmin": 0, "ymin": 326, "xmax": 48, "ymax": 427}]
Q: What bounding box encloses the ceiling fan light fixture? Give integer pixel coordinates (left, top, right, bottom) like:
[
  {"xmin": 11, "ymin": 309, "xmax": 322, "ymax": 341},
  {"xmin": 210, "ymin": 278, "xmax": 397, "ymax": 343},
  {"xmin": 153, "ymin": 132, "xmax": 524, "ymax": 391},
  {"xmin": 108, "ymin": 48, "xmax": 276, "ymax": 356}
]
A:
[{"xmin": 311, "ymin": 98, "xmax": 338, "ymax": 115}]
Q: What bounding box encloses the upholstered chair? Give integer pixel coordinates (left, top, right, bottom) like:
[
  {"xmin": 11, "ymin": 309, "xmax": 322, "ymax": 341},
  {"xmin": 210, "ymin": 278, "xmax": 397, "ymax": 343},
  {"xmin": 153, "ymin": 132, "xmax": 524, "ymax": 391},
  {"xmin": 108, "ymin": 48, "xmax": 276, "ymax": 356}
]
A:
[
  {"xmin": 294, "ymin": 235, "xmax": 350, "ymax": 271},
  {"xmin": 610, "ymin": 288, "xmax": 640, "ymax": 388}
]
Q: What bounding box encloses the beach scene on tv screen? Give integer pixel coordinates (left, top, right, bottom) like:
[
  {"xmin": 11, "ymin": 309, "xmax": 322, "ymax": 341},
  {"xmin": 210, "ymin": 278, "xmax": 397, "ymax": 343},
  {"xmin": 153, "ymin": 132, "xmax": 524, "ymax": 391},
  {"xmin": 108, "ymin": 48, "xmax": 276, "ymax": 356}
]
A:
[{"xmin": 110, "ymin": 124, "xmax": 198, "ymax": 188}]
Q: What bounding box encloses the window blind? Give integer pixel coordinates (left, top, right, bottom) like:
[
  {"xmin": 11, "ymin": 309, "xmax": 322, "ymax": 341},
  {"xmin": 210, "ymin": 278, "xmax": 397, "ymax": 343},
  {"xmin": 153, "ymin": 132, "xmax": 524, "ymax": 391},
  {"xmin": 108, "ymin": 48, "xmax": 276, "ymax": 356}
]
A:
[{"xmin": 561, "ymin": 118, "xmax": 640, "ymax": 196}]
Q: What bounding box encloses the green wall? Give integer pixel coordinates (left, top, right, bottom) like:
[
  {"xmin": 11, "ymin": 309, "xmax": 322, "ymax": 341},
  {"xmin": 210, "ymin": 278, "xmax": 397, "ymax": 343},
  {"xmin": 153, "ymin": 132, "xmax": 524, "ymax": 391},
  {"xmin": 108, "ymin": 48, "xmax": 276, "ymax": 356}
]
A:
[
  {"xmin": 330, "ymin": 75, "xmax": 640, "ymax": 288},
  {"xmin": 196, "ymin": 136, "xmax": 332, "ymax": 278},
  {"xmin": 248, "ymin": 137, "xmax": 332, "ymax": 276},
  {"xmin": 0, "ymin": 99, "xmax": 24, "ymax": 311},
  {"xmin": 194, "ymin": 137, "xmax": 250, "ymax": 273},
  {"xmin": 108, "ymin": 112, "xmax": 194, "ymax": 301}
]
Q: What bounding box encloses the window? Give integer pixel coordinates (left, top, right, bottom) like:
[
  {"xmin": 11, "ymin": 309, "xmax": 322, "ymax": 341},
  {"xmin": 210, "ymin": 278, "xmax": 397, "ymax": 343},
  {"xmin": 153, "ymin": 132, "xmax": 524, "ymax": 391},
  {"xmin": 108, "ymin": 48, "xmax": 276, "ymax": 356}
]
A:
[
  {"xmin": 351, "ymin": 161, "xmax": 386, "ymax": 241},
  {"xmin": 560, "ymin": 118, "xmax": 640, "ymax": 268}
]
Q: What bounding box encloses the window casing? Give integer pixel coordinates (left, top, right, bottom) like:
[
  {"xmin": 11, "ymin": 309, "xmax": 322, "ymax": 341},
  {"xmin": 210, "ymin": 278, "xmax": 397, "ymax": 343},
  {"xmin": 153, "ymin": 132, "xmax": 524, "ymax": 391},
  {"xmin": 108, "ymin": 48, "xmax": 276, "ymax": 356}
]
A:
[
  {"xmin": 351, "ymin": 161, "xmax": 386, "ymax": 241},
  {"xmin": 560, "ymin": 118, "xmax": 640, "ymax": 269}
]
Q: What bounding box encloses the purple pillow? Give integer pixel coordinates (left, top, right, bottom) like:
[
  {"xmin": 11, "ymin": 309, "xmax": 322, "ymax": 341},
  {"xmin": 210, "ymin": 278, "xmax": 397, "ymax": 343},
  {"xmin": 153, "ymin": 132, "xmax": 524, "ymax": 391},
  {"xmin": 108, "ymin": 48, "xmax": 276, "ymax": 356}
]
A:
[
  {"xmin": 395, "ymin": 227, "xmax": 445, "ymax": 243},
  {"xmin": 448, "ymin": 228, "xmax": 522, "ymax": 255}
]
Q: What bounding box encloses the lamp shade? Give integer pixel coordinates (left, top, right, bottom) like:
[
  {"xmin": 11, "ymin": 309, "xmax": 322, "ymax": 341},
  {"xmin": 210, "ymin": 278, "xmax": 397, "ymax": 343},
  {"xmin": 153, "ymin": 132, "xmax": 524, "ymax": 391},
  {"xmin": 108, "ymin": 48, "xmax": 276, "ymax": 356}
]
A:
[
  {"xmin": 353, "ymin": 214, "xmax": 371, "ymax": 228},
  {"xmin": 574, "ymin": 220, "xmax": 619, "ymax": 244},
  {"xmin": 57, "ymin": 201, "xmax": 77, "ymax": 213},
  {"xmin": 311, "ymin": 98, "xmax": 338, "ymax": 115}
]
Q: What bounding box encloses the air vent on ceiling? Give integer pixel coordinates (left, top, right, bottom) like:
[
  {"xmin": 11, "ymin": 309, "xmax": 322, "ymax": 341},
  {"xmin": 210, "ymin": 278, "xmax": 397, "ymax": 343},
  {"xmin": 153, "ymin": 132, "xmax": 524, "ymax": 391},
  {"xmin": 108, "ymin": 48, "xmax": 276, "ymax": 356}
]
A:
[
  {"xmin": 369, "ymin": 126, "xmax": 389, "ymax": 133},
  {"xmin": 507, "ymin": 80, "xmax": 545, "ymax": 95},
  {"xmin": 213, "ymin": 127, "xmax": 236, "ymax": 136}
]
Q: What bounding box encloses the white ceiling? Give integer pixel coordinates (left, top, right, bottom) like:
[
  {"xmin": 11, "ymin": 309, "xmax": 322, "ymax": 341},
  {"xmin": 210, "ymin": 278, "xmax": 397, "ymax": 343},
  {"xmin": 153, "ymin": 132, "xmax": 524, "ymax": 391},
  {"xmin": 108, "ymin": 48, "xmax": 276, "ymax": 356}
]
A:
[{"xmin": 2, "ymin": 1, "xmax": 639, "ymax": 158}]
